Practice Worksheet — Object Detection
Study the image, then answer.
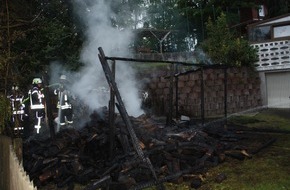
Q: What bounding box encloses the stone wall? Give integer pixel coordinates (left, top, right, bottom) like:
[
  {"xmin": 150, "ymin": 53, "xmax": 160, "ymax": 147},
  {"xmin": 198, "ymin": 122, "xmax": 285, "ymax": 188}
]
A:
[{"xmin": 144, "ymin": 67, "xmax": 262, "ymax": 118}]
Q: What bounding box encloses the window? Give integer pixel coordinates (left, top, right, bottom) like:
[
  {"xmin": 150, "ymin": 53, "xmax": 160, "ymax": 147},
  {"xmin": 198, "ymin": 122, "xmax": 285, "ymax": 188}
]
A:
[
  {"xmin": 248, "ymin": 26, "xmax": 271, "ymax": 42},
  {"xmin": 273, "ymin": 25, "xmax": 290, "ymax": 38}
]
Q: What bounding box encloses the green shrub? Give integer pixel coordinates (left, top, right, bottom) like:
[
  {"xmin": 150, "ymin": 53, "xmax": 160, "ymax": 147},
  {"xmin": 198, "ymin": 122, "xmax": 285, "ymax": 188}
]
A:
[{"xmin": 0, "ymin": 94, "xmax": 11, "ymax": 134}]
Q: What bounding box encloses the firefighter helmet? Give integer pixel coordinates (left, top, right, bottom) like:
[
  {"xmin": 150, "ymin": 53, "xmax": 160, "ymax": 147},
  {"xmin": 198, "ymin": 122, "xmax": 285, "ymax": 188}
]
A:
[
  {"xmin": 60, "ymin": 75, "xmax": 67, "ymax": 80},
  {"xmin": 32, "ymin": 78, "xmax": 42, "ymax": 84},
  {"xmin": 12, "ymin": 85, "xmax": 19, "ymax": 91}
]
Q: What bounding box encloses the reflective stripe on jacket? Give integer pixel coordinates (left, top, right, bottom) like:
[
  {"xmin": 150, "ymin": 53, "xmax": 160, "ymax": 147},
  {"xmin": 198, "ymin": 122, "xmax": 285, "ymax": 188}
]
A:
[{"xmin": 29, "ymin": 87, "xmax": 45, "ymax": 110}]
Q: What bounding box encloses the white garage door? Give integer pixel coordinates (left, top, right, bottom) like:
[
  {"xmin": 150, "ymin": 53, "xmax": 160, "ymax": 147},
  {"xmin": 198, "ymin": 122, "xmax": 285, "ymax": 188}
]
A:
[{"xmin": 266, "ymin": 72, "xmax": 290, "ymax": 108}]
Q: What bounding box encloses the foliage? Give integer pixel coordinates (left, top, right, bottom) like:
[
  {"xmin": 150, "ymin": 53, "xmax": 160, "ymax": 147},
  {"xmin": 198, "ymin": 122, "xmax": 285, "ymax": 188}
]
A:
[
  {"xmin": 137, "ymin": 0, "xmax": 191, "ymax": 52},
  {"xmin": 0, "ymin": 0, "xmax": 83, "ymax": 91},
  {"xmin": 0, "ymin": 94, "xmax": 11, "ymax": 134},
  {"xmin": 201, "ymin": 13, "xmax": 258, "ymax": 66},
  {"xmin": 264, "ymin": 0, "xmax": 290, "ymax": 17},
  {"xmin": 0, "ymin": 0, "xmax": 288, "ymax": 92},
  {"xmin": 140, "ymin": 0, "xmax": 268, "ymax": 52},
  {"xmin": 111, "ymin": 0, "xmax": 146, "ymax": 29}
]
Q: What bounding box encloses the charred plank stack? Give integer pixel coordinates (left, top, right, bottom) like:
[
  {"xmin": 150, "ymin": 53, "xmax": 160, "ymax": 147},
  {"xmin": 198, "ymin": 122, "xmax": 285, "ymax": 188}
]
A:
[{"xmin": 23, "ymin": 108, "xmax": 275, "ymax": 189}]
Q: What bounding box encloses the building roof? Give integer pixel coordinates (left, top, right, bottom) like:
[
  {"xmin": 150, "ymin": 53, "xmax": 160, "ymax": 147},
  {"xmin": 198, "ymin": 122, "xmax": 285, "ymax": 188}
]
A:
[{"xmin": 247, "ymin": 13, "xmax": 290, "ymax": 28}]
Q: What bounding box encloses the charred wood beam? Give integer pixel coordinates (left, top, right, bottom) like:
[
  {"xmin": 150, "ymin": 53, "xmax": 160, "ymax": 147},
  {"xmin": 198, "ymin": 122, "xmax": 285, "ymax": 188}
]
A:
[
  {"xmin": 198, "ymin": 147, "xmax": 214, "ymax": 166},
  {"xmin": 98, "ymin": 47, "xmax": 163, "ymax": 189},
  {"xmin": 250, "ymin": 138, "xmax": 277, "ymax": 154},
  {"xmin": 105, "ymin": 56, "xmax": 199, "ymax": 66},
  {"xmin": 129, "ymin": 165, "xmax": 204, "ymax": 190},
  {"xmin": 84, "ymin": 175, "xmax": 112, "ymax": 190},
  {"xmin": 57, "ymin": 175, "xmax": 74, "ymax": 188},
  {"xmin": 109, "ymin": 60, "xmax": 116, "ymax": 159},
  {"xmin": 165, "ymin": 64, "xmax": 229, "ymax": 78},
  {"xmin": 116, "ymin": 133, "xmax": 131, "ymax": 154},
  {"xmin": 200, "ymin": 68, "xmax": 205, "ymax": 125},
  {"xmin": 225, "ymin": 151, "xmax": 247, "ymax": 160},
  {"xmin": 175, "ymin": 64, "xmax": 179, "ymax": 118},
  {"xmin": 224, "ymin": 67, "xmax": 228, "ymax": 125},
  {"xmin": 145, "ymin": 140, "xmax": 212, "ymax": 155},
  {"xmin": 106, "ymin": 56, "xmax": 230, "ymax": 70},
  {"xmin": 166, "ymin": 64, "xmax": 174, "ymax": 126},
  {"xmin": 43, "ymin": 70, "xmax": 55, "ymax": 139},
  {"xmin": 98, "ymin": 48, "xmax": 140, "ymax": 156}
]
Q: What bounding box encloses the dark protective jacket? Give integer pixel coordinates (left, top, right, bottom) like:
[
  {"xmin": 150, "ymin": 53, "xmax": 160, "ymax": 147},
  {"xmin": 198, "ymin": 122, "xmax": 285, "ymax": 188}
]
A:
[{"xmin": 28, "ymin": 86, "xmax": 45, "ymax": 110}]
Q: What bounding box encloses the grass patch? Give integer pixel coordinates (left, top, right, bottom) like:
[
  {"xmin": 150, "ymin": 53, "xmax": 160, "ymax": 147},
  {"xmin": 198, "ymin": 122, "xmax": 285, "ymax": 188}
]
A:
[
  {"xmin": 228, "ymin": 115, "xmax": 262, "ymax": 125},
  {"xmin": 228, "ymin": 109, "xmax": 290, "ymax": 131}
]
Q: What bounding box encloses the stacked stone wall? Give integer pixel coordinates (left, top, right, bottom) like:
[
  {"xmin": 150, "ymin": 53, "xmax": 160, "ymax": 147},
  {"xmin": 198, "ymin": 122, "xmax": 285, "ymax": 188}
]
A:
[{"xmin": 145, "ymin": 67, "xmax": 262, "ymax": 118}]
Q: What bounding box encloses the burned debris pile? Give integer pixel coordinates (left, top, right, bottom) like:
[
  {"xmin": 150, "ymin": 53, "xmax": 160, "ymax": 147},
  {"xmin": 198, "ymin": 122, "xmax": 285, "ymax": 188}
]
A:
[{"xmin": 22, "ymin": 108, "xmax": 276, "ymax": 190}]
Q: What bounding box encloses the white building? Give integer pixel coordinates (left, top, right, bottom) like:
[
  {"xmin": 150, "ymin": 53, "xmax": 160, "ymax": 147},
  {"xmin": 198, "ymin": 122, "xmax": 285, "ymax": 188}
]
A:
[{"xmin": 248, "ymin": 13, "xmax": 290, "ymax": 108}]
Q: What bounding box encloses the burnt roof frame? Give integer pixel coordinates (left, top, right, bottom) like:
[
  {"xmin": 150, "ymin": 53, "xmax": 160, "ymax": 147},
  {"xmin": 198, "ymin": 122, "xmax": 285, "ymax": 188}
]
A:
[{"xmin": 104, "ymin": 54, "xmax": 229, "ymax": 126}]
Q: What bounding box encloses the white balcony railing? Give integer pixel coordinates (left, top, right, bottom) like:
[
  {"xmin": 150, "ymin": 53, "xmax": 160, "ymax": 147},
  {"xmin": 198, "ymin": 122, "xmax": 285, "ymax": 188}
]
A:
[{"xmin": 252, "ymin": 40, "xmax": 290, "ymax": 71}]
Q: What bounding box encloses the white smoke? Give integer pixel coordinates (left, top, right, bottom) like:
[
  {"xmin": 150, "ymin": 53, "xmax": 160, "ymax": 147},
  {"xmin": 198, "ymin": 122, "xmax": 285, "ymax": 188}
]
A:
[{"xmin": 70, "ymin": 0, "xmax": 144, "ymax": 117}]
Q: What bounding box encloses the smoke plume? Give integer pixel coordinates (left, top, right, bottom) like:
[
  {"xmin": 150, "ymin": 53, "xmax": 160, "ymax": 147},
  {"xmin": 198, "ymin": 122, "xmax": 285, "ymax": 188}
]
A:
[{"xmin": 68, "ymin": 0, "xmax": 144, "ymax": 117}]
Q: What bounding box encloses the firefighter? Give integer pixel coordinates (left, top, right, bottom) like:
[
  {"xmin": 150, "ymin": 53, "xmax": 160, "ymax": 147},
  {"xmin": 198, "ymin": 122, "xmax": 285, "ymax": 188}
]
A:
[
  {"xmin": 28, "ymin": 78, "xmax": 45, "ymax": 134},
  {"xmin": 7, "ymin": 84, "xmax": 26, "ymax": 136},
  {"xmin": 54, "ymin": 75, "xmax": 73, "ymax": 129}
]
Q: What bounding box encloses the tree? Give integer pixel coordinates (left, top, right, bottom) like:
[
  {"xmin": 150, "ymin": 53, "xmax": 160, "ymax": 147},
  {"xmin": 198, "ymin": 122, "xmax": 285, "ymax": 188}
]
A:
[
  {"xmin": 137, "ymin": 0, "xmax": 193, "ymax": 52},
  {"xmin": 264, "ymin": 0, "xmax": 290, "ymax": 18},
  {"xmin": 111, "ymin": 0, "xmax": 146, "ymax": 29},
  {"xmin": 201, "ymin": 13, "xmax": 258, "ymax": 67},
  {"xmin": 14, "ymin": 0, "xmax": 83, "ymax": 70},
  {"xmin": 0, "ymin": 94, "xmax": 10, "ymax": 134},
  {"xmin": 0, "ymin": 0, "xmax": 83, "ymax": 91}
]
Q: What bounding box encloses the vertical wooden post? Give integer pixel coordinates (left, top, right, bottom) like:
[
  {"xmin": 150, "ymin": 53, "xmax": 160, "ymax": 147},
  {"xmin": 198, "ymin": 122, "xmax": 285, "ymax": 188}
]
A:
[
  {"xmin": 43, "ymin": 71, "xmax": 55, "ymax": 139},
  {"xmin": 109, "ymin": 60, "xmax": 116, "ymax": 159},
  {"xmin": 200, "ymin": 68, "xmax": 205, "ymax": 125},
  {"xmin": 175, "ymin": 64, "xmax": 179, "ymax": 119},
  {"xmin": 224, "ymin": 67, "xmax": 228, "ymax": 126},
  {"xmin": 166, "ymin": 64, "xmax": 174, "ymax": 126}
]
